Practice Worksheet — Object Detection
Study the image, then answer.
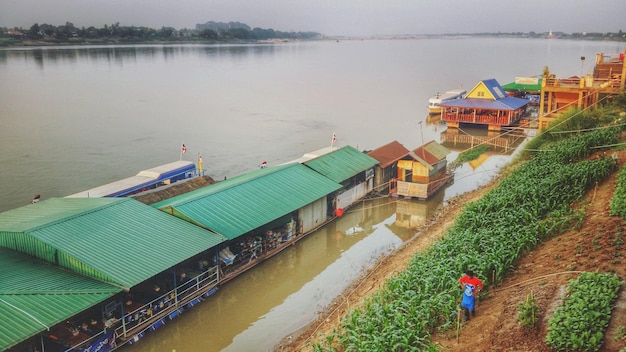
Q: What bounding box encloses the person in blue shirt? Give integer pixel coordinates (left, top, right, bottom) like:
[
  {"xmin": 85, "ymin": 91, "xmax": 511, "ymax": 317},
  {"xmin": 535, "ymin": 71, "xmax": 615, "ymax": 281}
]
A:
[{"xmin": 459, "ymin": 270, "xmax": 484, "ymax": 321}]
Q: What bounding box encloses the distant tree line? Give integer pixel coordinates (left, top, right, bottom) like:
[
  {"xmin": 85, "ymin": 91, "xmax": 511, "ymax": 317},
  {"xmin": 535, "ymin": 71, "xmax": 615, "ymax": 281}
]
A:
[
  {"xmin": 0, "ymin": 21, "xmax": 322, "ymax": 46},
  {"xmin": 456, "ymin": 30, "xmax": 625, "ymax": 41}
]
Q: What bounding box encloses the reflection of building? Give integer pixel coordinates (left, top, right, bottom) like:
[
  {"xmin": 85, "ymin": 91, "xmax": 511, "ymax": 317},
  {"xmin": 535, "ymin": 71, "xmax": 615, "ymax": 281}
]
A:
[
  {"xmin": 391, "ymin": 190, "xmax": 445, "ymax": 232},
  {"xmin": 440, "ymin": 126, "xmax": 527, "ymax": 155},
  {"xmin": 425, "ymin": 113, "xmax": 444, "ymax": 125},
  {"xmin": 441, "ymin": 79, "xmax": 530, "ymax": 131},
  {"xmin": 539, "ymin": 49, "xmax": 626, "ymax": 130}
]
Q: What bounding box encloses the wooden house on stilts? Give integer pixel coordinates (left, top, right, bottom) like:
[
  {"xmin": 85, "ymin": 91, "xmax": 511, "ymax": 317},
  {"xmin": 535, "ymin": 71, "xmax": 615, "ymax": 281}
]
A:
[
  {"xmin": 367, "ymin": 141, "xmax": 411, "ymax": 195},
  {"xmin": 368, "ymin": 140, "xmax": 452, "ymax": 200}
]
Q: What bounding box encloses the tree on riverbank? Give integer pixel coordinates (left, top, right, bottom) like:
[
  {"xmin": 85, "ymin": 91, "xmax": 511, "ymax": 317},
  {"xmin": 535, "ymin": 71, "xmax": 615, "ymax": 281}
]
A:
[{"xmin": 0, "ymin": 20, "xmax": 322, "ymax": 46}]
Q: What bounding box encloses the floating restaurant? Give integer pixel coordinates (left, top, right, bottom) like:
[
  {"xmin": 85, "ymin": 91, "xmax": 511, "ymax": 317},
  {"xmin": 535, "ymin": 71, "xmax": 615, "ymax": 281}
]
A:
[
  {"xmin": 1, "ymin": 144, "xmax": 385, "ymax": 352},
  {"xmin": 440, "ymin": 79, "xmax": 531, "ymax": 131}
]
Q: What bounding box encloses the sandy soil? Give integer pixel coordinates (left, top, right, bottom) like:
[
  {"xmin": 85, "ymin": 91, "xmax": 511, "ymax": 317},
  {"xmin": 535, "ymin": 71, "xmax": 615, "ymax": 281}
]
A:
[{"xmin": 278, "ymin": 151, "xmax": 626, "ymax": 352}]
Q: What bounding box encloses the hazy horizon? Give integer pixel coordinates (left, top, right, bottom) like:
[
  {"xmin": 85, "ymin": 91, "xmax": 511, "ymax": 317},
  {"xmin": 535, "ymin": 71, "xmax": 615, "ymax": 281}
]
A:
[{"xmin": 2, "ymin": 0, "xmax": 625, "ymax": 37}]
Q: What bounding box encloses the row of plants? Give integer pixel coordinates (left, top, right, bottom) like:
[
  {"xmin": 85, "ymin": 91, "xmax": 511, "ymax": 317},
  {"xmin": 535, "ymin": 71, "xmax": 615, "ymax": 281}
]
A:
[
  {"xmin": 610, "ymin": 165, "xmax": 626, "ymax": 219},
  {"xmin": 312, "ymin": 113, "xmax": 622, "ymax": 351},
  {"xmin": 545, "ymin": 272, "xmax": 622, "ymax": 352}
]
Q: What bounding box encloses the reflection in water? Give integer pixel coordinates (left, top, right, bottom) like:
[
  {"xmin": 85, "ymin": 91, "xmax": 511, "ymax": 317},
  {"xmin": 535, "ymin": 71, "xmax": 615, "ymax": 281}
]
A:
[
  {"xmin": 392, "ymin": 189, "xmax": 446, "ymax": 237},
  {"xmin": 0, "ymin": 44, "xmax": 281, "ymax": 69},
  {"xmin": 440, "ymin": 125, "xmax": 527, "ymax": 155},
  {"xmin": 441, "ymin": 125, "xmax": 531, "ymax": 199},
  {"xmin": 122, "ymin": 196, "xmax": 430, "ymax": 352}
]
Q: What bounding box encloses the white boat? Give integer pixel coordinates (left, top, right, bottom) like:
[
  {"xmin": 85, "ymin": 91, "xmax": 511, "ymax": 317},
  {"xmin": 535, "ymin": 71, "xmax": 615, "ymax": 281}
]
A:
[{"xmin": 427, "ymin": 89, "xmax": 466, "ymax": 114}]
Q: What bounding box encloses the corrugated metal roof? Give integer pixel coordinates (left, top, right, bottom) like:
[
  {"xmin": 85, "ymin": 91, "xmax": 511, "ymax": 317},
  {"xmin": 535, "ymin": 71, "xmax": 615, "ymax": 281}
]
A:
[
  {"xmin": 410, "ymin": 141, "xmax": 450, "ymax": 169},
  {"xmin": 0, "ymin": 248, "xmax": 120, "ymax": 351},
  {"xmin": 304, "ymin": 145, "xmax": 379, "ymax": 183},
  {"xmin": 367, "ymin": 141, "xmax": 410, "ymax": 168},
  {"xmin": 0, "ymin": 197, "xmax": 225, "ymax": 289},
  {"xmin": 420, "ymin": 140, "xmax": 451, "ymax": 160},
  {"xmin": 502, "ymin": 79, "xmax": 542, "ymax": 93},
  {"xmin": 67, "ymin": 160, "xmax": 195, "ymax": 198},
  {"xmin": 283, "ymin": 146, "xmax": 338, "ymax": 164},
  {"xmin": 481, "ymin": 78, "xmax": 509, "ymax": 99},
  {"xmin": 152, "ymin": 163, "xmax": 342, "ymax": 239},
  {"xmin": 440, "ymin": 96, "xmax": 528, "ymax": 110}
]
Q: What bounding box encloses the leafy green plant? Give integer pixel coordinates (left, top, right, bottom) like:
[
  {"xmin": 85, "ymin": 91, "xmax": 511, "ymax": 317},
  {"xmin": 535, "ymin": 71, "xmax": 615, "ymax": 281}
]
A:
[
  {"xmin": 545, "ymin": 272, "xmax": 623, "ymax": 352},
  {"xmin": 610, "ymin": 165, "xmax": 626, "ymax": 219},
  {"xmin": 614, "ymin": 325, "xmax": 626, "ymax": 342},
  {"xmin": 517, "ymin": 294, "xmax": 540, "ymax": 328}
]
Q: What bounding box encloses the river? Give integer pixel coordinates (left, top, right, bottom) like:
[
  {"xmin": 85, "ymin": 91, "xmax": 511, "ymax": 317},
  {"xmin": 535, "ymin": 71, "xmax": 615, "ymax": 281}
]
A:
[{"xmin": 1, "ymin": 38, "xmax": 624, "ymax": 351}]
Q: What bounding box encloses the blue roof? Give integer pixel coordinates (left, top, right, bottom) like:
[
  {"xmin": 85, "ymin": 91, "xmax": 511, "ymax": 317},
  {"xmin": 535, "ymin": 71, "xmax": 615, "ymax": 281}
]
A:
[
  {"xmin": 440, "ymin": 96, "xmax": 529, "ymax": 110},
  {"xmin": 482, "ymin": 78, "xmax": 509, "ymax": 99},
  {"xmin": 440, "ymin": 79, "xmax": 529, "ymax": 110}
]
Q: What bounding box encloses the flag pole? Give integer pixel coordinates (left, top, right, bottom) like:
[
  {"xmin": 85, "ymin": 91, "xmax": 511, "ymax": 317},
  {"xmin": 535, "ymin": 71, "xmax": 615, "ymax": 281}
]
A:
[
  {"xmin": 197, "ymin": 153, "xmax": 203, "ymax": 176},
  {"xmin": 180, "ymin": 142, "xmax": 187, "ymax": 160}
]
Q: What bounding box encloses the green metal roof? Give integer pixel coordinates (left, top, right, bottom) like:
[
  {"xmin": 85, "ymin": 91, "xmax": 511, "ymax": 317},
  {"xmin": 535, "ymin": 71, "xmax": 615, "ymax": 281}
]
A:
[
  {"xmin": 303, "ymin": 145, "xmax": 379, "ymax": 183},
  {"xmin": 502, "ymin": 79, "xmax": 542, "ymax": 93},
  {"xmin": 152, "ymin": 163, "xmax": 342, "ymax": 239},
  {"xmin": 0, "ymin": 248, "xmax": 120, "ymax": 351},
  {"xmin": 0, "ymin": 197, "xmax": 225, "ymax": 289}
]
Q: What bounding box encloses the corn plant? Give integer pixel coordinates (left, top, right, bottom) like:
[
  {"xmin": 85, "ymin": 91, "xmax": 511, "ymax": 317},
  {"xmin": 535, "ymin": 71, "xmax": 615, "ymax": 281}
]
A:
[
  {"xmin": 517, "ymin": 294, "xmax": 540, "ymax": 328},
  {"xmin": 312, "ymin": 114, "xmax": 621, "ymax": 351}
]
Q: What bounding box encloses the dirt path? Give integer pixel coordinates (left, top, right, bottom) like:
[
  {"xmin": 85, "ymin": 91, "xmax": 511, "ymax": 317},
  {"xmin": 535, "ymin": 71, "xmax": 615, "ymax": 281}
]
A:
[{"xmin": 278, "ymin": 152, "xmax": 626, "ymax": 352}]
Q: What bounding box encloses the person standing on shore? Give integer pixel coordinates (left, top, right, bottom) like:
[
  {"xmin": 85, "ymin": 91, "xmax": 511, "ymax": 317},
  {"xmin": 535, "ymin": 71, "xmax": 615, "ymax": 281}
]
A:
[{"xmin": 459, "ymin": 270, "xmax": 484, "ymax": 322}]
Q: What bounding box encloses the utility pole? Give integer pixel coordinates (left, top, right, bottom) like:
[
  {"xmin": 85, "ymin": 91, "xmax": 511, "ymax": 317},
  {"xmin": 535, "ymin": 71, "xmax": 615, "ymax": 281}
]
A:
[{"xmin": 418, "ymin": 121, "xmax": 426, "ymax": 159}]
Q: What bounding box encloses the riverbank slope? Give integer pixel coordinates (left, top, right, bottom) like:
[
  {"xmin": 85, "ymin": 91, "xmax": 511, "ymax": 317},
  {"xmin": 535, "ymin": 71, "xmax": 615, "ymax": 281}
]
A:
[{"xmin": 281, "ymin": 149, "xmax": 626, "ymax": 352}]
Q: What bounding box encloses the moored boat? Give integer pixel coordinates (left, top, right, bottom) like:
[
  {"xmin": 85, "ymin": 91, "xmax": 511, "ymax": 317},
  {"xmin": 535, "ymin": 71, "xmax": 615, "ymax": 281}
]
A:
[{"xmin": 427, "ymin": 89, "xmax": 466, "ymax": 114}]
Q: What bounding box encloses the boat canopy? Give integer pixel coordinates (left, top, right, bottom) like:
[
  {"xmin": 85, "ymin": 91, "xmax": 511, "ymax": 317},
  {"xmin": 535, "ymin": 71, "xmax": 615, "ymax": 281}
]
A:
[{"xmin": 67, "ymin": 160, "xmax": 196, "ymax": 198}]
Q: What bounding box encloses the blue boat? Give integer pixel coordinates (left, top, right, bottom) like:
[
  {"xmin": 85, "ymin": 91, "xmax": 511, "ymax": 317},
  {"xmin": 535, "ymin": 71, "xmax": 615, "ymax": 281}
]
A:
[{"xmin": 66, "ymin": 160, "xmax": 197, "ymax": 198}]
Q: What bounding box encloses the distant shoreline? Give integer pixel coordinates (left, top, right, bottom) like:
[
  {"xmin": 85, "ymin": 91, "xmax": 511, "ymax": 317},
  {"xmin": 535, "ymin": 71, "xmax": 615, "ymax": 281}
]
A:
[
  {"xmin": 2, "ymin": 33, "xmax": 625, "ymax": 48},
  {"xmin": 0, "ymin": 38, "xmax": 270, "ymax": 47}
]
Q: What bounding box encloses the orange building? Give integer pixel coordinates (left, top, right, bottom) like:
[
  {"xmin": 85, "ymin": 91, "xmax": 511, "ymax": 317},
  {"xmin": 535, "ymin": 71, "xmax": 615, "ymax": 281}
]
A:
[{"xmin": 538, "ymin": 48, "xmax": 626, "ymax": 129}]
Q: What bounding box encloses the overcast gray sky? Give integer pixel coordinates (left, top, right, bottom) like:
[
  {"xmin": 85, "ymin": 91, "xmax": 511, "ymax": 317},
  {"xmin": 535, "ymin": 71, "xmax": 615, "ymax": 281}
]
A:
[{"xmin": 2, "ymin": 0, "xmax": 625, "ymax": 36}]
